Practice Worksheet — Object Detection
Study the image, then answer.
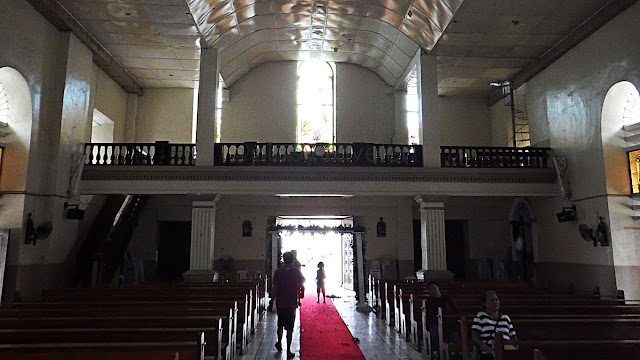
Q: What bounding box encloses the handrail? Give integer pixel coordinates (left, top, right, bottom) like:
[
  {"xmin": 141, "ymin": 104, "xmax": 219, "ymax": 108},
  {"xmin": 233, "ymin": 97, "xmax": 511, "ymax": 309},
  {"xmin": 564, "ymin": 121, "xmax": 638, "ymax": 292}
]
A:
[
  {"xmin": 214, "ymin": 142, "xmax": 423, "ymax": 167},
  {"xmin": 84, "ymin": 142, "xmax": 195, "ymax": 166},
  {"xmin": 440, "ymin": 146, "xmax": 551, "ymax": 169}
]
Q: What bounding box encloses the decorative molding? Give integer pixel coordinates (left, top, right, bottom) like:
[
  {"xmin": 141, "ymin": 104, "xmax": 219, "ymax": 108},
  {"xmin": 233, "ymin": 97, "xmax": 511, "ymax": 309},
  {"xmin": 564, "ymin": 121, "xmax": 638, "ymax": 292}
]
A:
[{"xmin": 82, "ymin": 166, "xmax": 556, "ymax": 184}]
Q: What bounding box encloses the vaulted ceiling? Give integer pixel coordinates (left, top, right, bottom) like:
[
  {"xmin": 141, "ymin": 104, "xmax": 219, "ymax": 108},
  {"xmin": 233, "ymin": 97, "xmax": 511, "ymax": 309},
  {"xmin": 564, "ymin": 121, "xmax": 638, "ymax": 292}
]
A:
[{"xmin": 29, "ymin": 0, "xmax": 637, "ymax": 98}]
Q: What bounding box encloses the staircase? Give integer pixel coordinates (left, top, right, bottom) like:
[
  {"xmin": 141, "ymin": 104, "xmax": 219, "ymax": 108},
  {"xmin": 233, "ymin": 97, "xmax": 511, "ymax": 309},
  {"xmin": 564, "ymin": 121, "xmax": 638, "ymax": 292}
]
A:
[
  {"xmin": 76, "ymin": 195, "xmax": 148, "ymax": 286},
  {"xmin": 504, "ymin": 88, "xmax": 531, "ymax": 148}
]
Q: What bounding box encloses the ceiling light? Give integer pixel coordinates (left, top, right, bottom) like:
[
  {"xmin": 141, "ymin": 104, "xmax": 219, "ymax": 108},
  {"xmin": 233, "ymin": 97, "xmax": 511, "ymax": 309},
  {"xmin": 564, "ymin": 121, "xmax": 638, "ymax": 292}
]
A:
[
  {"xmin": 490, "ymin": 81, "xmax": 510, "ymax": 87},
  {"xmin": 275, "ymin": 194, "xmax": 353, "ymax": 198}
]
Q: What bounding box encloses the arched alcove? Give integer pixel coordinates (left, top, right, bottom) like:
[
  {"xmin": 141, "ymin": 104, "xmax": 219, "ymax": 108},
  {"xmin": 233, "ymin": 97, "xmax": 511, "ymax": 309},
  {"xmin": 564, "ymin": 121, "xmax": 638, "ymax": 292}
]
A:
[
  {"xmin": 601, "ymin": 81, "xmax": 639, "ymax": 194},
  {"xmin": 508, "ymin": 197, "xmax": 538, "ymax": 282},
  {"xmin": 0, "ymin": 66, "xmax": 32, "ymax": 229}
]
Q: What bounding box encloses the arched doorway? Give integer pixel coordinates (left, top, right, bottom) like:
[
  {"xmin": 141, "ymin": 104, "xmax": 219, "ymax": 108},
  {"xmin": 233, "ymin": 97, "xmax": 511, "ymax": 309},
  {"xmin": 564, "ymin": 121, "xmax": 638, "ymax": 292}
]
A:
[
  {"xmin": 509, "ymin": 198, "xmax": 537, "ymax": 282},
  {"xmin": 0, "ymin": 66, "xmax": 33, "ymax": 302}
]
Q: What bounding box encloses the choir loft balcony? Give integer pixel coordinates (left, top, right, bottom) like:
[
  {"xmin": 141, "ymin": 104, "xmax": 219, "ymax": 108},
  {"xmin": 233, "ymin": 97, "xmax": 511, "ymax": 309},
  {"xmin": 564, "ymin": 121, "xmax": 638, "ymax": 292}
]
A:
[{"xmin": 79, "ymin": 142, "xmax": 558, "ymax": 197}]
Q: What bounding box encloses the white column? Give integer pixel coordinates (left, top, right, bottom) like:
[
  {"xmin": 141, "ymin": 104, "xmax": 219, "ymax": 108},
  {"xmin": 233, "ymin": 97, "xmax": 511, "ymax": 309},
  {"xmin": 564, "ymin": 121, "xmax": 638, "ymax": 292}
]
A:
[
  {"xmin": 415, "ymin": 196, "xmax": 452, "ymax": 281},
  {"xmin": 354, "ymin": 232, "xmax": 371, "ymax": 312},
  {"xmin": 184, "ymin": 195, "xmax": 221, "ymax": 281},
  {"xmin": 270, "ymin": 231, "xmax": 279, "ymax": 276},
  {"xmin": 195, "ymin": 45, "xmax": 219, "ymax": 166},
  {"xmin": 418, "ymin": 50, "xmax": 441, "ymax": 167},
  {"xmin": 124, "ymin": 94, "xmax": 138, "ymax": 142}
]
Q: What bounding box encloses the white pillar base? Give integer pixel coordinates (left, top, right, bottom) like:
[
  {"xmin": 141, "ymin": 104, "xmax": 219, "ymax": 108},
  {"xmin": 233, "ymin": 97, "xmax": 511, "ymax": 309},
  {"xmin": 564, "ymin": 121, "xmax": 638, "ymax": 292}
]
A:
[
  {"xmin": 416, "ymin": 269, "xmax": 454, "ymax": 282},
  {"xmin": 183, "ymin": 269, "xmax": 216, "ymax": 282}
]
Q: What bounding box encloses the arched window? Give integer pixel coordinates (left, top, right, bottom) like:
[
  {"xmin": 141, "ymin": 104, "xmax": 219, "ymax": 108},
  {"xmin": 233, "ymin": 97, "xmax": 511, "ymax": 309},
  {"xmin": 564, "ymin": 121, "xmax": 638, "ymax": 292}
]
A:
[
  {"xmin": 297, "ymin": 61, "xmax": 335, "ymax": 144},
  {"xmin": 603, "ymin": 81, "xmax": 640, "ymax": 194},
  {"xmin": 0, "ymin": 82, "xmax": 8, "ymax": 125},
  {"xmin": 406, "ymin": 66, "xmax": 419, "ymax": 145},
  {"xmin": 623, "ymin": 87, "xmax": 640, "ymax": 126}
]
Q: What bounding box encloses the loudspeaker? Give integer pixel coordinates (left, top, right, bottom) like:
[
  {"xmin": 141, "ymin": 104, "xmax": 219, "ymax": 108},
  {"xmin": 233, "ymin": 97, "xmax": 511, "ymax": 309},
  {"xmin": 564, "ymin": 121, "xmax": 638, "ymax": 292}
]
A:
[{"xmin": 66, "ymin": 208, "xmax": 85, "ymax": 220}]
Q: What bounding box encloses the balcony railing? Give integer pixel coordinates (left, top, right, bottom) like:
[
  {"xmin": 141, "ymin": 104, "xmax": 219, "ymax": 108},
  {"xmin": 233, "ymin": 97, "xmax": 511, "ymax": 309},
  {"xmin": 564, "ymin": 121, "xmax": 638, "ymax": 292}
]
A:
[
  {"xmin": 440, "ymin": 146, "xmax": 551, "ymax": 168},
  {"xmin": 82, "ymin": 142, "xmax": 550, "ymax": 169},
  {"xmin": 213, "ymin": 142, "xmax": 423, "ymax": 167},
  {"xmin": 84, "ymin": 142, "xmax": 195, "ymax": 166}
]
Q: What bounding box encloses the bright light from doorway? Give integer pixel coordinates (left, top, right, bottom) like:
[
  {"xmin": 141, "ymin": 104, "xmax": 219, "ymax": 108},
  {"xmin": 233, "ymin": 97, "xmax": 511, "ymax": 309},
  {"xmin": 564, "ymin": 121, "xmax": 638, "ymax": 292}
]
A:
[{"xmin": 277, "ymin": 217, "xmax": 355, "ymax": 296}]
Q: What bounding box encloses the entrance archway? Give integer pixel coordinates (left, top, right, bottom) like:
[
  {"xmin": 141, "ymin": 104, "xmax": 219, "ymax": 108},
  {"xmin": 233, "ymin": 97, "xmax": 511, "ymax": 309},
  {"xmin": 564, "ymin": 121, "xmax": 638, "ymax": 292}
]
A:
[{"xmin": 276, "ymin": 216, "xmax": 355, "ymax": 297}]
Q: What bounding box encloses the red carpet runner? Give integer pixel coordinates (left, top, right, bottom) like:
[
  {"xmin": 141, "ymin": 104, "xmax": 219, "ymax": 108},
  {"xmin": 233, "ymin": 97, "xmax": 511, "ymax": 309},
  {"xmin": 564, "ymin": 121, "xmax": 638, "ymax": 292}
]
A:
[{"xmin": 299, "ymin": 294, "xmax": 366, "ymax": 360}]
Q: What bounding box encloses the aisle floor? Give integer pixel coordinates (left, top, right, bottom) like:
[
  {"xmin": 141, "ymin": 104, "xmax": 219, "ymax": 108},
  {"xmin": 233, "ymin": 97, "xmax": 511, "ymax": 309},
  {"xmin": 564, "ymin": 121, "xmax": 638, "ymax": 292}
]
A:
[{"xmin": 238, "ymin": 291, "xmax": 424, "ymax": 360}]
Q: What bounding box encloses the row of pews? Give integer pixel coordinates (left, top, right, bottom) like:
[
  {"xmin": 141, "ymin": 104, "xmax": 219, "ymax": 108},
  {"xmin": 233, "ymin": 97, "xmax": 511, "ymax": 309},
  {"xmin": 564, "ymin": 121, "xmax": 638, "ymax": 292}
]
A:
[
  {"xmin": 0, "ymin": 278, "xmax": 267, "ymax": 360},
  {"xmin": 368, "ymin": 276, "xmax": 640, "ymax": 360}
]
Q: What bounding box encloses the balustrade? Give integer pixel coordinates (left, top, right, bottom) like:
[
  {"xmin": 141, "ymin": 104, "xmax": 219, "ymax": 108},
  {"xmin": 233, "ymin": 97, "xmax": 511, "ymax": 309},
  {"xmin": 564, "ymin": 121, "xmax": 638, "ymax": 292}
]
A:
[
  {"xmin": 440, "ymin": 146, "xmax": 550, "ymax": 168},
  {"xmin": 213, "ymin": 142, "xmax": 423, "ymax": 167},
  {"xmin": 82, "ymin": 142, "xmax": 550, "ymax": 169},
  {"xmin": 84, "ymin": 142, "xmax": 195, "ymax": 166}
]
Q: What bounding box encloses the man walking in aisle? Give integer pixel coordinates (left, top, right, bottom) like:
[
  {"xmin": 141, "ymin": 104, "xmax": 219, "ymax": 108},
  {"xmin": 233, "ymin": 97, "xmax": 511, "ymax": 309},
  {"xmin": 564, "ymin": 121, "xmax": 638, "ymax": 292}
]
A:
[{"xmin": 272, "ymin": 251, "xmax": 305, "ymax": 358}]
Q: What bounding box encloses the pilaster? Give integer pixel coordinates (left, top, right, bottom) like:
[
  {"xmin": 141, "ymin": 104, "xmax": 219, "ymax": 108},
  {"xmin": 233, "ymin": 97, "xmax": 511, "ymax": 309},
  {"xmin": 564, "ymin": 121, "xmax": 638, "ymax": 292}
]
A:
[
  {"xmin": 418, "ymin": 50, "xmax": 440, "ymax": 167},
  {"xmin": 184, "ymin": 195, "xmax": 221, "ymax": 282},
  {"xmin": 195, "ymin": 45, "xmax": 219, "ymax": 166},
  {"xmin": 415, "ymin": 195, "xmax": 452, "ymax": 281}
]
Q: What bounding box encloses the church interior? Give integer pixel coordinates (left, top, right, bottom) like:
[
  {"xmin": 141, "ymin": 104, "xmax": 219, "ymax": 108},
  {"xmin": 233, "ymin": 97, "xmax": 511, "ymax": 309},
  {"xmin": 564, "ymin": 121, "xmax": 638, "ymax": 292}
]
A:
[{"xmin": 1, "ymin": 0, "xmax": 640, "ymax": 359}]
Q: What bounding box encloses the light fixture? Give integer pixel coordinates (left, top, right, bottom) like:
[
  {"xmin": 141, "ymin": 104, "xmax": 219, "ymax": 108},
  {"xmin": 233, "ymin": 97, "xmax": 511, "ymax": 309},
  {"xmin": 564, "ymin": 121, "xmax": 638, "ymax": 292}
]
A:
[
  {"xmin": 556, "ymin": 205, "xmax": 576, "ymax": 223},
  {"xmin": 276, "ymin": 194, "xmax": 353, "ymax": 198},
  {"xmin": 490, "ymin": 80, "xmax": 510, "ymax": 87}
]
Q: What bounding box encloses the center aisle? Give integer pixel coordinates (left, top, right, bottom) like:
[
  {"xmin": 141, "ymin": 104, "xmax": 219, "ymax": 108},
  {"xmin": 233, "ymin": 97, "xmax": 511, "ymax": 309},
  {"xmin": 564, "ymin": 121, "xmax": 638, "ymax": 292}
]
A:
[{"xmin": 299, "ymin": 294, "xmax": 366, "ymax": 360}]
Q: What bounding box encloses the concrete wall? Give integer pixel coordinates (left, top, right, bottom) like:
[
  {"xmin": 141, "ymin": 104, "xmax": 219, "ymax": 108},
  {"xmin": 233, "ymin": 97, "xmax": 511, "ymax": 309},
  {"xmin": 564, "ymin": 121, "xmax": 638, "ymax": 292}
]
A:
[
  {"xmin": 222, "ymin": 62, "xmax": 298, "ymax": 143},
  {"xmin": 93, "ymin": 65, "xmax": 127, "ymax": 142},
  {"xmin": 136, "ymin": 88, "xmax": 193, "ymax": 143},
  {"xmin": 520, "ymin": 2, "xmax": 640, "ymax": 297},
  {"xmin": 0, "ymin": 0, "xmax": 96, "ymax": 299},
  {"xmin": 440, "ymin": 96, "xmax": 491, "ymax": 146},
  {"xmin": 335, "ymin": 63, "xmax": 395, "ymax": 143}
]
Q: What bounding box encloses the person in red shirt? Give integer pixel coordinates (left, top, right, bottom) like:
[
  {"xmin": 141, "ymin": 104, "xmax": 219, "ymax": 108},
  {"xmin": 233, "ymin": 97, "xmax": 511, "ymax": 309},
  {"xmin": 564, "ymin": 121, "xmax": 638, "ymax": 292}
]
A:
[{"xmin": 272, "ymin": 251, "xmax": 305, "ymax": 358}]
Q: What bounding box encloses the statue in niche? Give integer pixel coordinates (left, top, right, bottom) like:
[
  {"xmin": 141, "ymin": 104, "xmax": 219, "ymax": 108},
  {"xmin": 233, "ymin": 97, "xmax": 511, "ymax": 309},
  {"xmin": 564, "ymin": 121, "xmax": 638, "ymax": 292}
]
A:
[
  {"xmin": 242, "ymin": 220, "xmax": 252, "ymax": 237},
  {"xmin": 377, "ymin": 217, "xmax": 386, "ymax": 237}
]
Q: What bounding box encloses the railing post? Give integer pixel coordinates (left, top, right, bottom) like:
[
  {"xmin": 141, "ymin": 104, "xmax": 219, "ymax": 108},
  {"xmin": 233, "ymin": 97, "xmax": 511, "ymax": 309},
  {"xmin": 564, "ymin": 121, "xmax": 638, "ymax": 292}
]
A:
[
  {"xmin": 244, "ymin": 141, "xmax": 257, "ymax": 165},
  {"xmin": 154, "ymin": 141, "xmax": 169, "ymax": 165}
]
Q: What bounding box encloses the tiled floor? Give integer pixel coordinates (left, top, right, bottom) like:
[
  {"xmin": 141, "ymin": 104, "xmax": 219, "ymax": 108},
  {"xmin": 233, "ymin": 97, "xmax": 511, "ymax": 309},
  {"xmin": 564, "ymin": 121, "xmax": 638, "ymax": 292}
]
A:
[{"xmin": 238, "ymin": 290, "xmax": 424, "ymax": 360}]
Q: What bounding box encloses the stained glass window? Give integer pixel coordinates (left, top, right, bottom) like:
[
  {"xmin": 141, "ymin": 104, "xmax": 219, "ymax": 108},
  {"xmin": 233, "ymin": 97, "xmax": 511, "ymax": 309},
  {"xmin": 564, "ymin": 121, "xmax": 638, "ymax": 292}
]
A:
[
  {"xmin": 629, "ymin": 150, "xmax": 640, "ymax": 194},
  {"xmin": 297, "ymin": 61, "xmax": 334, "ymax": 144}
]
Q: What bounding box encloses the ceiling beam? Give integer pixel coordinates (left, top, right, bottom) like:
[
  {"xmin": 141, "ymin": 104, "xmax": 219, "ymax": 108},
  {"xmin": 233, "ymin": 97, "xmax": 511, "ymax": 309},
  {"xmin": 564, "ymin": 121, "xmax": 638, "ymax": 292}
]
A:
[
  {"xmin": 26, "ymin": 0, "xmax": 143, "ymax": 96},
  {"xmin": 488, "ymin": 0, "xmax": 639, "ymax": 105}
]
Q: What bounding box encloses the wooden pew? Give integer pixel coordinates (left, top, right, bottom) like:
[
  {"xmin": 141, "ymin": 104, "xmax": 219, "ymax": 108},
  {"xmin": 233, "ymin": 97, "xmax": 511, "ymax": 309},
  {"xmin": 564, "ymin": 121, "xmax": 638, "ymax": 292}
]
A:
[
  {"xmin": 496, "ymin": 338, "xmax": 640, "ymax": 360},
  {"xmin": 0, "ymin": 313, "xmax": 231, "ymax": 360},
  {"xmin": 40, "ymin": 287, "xmax": 251, "ymax": 354},
  {"xmin": 0, "ymin": 335, "xmax": 205, "ymax": 360}
]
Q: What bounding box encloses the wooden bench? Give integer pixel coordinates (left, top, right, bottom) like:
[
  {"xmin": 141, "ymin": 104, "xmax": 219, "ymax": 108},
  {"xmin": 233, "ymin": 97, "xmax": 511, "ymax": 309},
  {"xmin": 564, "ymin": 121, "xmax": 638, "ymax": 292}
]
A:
[
  {"xmin": 40, "ymin": 288, "xmax": 252, "ymax": 354},
  {"xmin": 0, "ymin": 314, "xmax": 231, "ymax": 360},
  {"xmin": 0, "ymin": 335, "xmax": 205, "ymax": 360}
]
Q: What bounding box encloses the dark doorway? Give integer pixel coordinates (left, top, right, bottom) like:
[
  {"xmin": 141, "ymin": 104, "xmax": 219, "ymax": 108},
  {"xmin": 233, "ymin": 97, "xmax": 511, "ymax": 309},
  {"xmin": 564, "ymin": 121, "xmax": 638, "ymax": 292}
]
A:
[
  {"xmin": 157, "ymin": 221, "xmax": 191, "ymax": 281},
  {"xmin": 413, "ymin": 219, "xmax": 422, "ymax": 273},
  {"xmin": 445, "ymin": 220, "xmax": 466, "ymax": 279}
]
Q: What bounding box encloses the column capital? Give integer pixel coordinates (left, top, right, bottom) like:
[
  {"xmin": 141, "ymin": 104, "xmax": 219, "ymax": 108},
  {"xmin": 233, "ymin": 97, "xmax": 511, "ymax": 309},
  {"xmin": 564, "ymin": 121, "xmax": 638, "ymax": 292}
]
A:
[
  {"xmin": 192, "ymin": 194, "xmax": 222, "ymax": 209},
  {"xmin": 414, "ymin": 195, "xmax": 445, "ymax": 210}
]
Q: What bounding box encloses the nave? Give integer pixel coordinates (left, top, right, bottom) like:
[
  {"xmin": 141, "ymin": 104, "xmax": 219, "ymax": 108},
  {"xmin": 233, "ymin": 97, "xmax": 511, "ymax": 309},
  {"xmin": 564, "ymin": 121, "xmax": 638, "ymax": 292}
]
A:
[{"xmin": 241, "ymin": 293, "xmax": 422, "ymax": 360}]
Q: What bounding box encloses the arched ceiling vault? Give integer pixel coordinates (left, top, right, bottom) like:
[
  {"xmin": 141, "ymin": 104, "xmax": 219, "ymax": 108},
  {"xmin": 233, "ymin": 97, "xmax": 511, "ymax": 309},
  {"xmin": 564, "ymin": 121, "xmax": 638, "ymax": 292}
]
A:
[{"xmin": 187, "ymin": 0, "xmax": 464, "ymax": 86}]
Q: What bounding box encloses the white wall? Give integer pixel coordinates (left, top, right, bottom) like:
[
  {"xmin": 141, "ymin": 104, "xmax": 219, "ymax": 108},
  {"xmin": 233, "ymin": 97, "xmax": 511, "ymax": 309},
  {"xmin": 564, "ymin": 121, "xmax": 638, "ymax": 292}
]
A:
[
  {"xmin": 136, "ymin": 88, "xmax": 193, "ymax": 143},
  {"xmin": 335, "ymin": 63, "xmax": 395, "ymax": 143},
  {"xmin": 489, "ymin": 97, "xmax": 513, "ymax": 147},
  {"xmin": 522, "ymin": 2, "xmax": 640, "ymax": 296},
  {"xmin": 440, "ymin": 96, "xmax": 491, "ymax": 146},
  {"xmin": 93, "ymin": 65, "xmax": 127, "ymax": 142},
  {"xmin": 223, "ymin": 62, "xmax": 298, "ymax": 143}
]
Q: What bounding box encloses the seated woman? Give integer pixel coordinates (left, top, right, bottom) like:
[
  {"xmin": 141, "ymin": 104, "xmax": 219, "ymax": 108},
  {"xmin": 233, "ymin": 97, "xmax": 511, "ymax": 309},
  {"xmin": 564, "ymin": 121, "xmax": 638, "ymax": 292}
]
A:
[{"xmin": 471, "ymin": 290, "xmax": 517, "ymax": 360}]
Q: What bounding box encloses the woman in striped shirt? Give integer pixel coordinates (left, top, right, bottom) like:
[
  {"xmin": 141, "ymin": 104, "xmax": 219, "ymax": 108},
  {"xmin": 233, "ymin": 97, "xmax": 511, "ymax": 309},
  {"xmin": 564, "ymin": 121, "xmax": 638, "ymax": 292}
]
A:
[{"xmin": 471, "ymin": 290, "xmax": 517, "ymax": 360}]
